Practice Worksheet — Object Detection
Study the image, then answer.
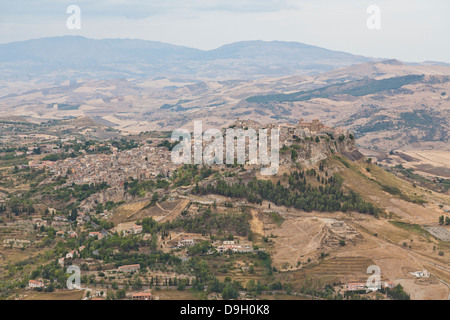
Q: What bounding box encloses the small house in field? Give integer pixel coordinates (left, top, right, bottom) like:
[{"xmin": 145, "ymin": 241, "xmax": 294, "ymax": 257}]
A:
[
  {"xmin": 88, "ymin": 231, "xmax": 104, "ymax": 240},
  {"xmin": 132, "ymin": 291, "xmax": 153, "ymax": 300},
  {"xmin": 67, "ymin": 231, "xmax": 78, "ymax": 238},
  {"xmin": 410, "ymin": 270, "xmax": 430, "ymax": 278},
  {"xmin": 28, "ymin": 280, "xmax": 45, "ymax": 289},
  {"xmin": 65, "ymin": 250, "xmax": 78, "ymax": 259},
  {"xmin": 345, "ymin": 283, "xmax": 366, "ymax": 291}
]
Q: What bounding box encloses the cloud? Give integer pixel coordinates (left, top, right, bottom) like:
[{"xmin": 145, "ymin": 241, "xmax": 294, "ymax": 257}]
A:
[
  {"xmin": 0, "ymin": 0, "xmax": 448, "ymax": 62},
  {"xmin": 0, "ymin": 0, "xmax": 298, "ymax": 20}
]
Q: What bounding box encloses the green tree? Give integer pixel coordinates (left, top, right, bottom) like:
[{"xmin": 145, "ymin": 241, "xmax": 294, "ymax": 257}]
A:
[
  {"xmin": 116, "ymin": 289, "xmax": 126, "ymax": 299},
  {"xmin": 222, "ymin": 282, "xmax": 238, "ymax": 300}
]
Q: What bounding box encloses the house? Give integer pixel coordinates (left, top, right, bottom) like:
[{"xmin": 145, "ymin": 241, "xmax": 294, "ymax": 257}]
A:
[
  {"xmin": 98, "ymin": 210, "xmax": 109, "ymax": 218},
  {"xmin": 67, "ymin": 231, "xmax": 78, "ymax": 238},
  {"xmin": 383, "ymin": 281, "xmax": 396, "ymax": 289},
  {"xmin": 297, "ymin": 118, "xmax": 325, "ymax": 132},
  {"xmin": 132, "ymin": 291, "xmax": 153, "ymax": 300},
  {"xmin": 28, "ymin": 280, "xmax": 45, "ymax": 289},
  {"xmin": 345, "ymin": 283, "xmax": 366, "ymax": 291},
  {"xmin": 130, "ymin": 225, "xmax": 143, "ymax": 234},
  {"xmin": 66, "ymin": 250, "xmax": 78, "ymax": 259},
  {"xmin": 56, "ymin": 231, "xmax": 65, "ymax": 237},
  {"xmin": 366, "ymin": 283, "xmax": 380, "ymax": 292},
  {"xmin": 410, "ymin": 270, "xmax": 430, "ymax": 278},
  {"xmin": 58, "ymin": 257, "xmax": 65, "ymax": 267},
  {"xmin": 122, "ymin": 224, "xmax": 143, "ymax": 236},
  {"xmin": 89, "ymin": 231, "xmax": 104, "ymax": 240},
  {"xmin": 118, "ymin": 264, "xmax": 141, "ymax": 273},
  {"xmin": 216, "ymin": 241, "xmax": 253, "ymax": 253}
]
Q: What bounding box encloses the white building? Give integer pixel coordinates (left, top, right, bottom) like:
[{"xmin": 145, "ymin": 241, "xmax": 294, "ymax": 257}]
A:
[
  {"xmin": 410, "ymin": 270, "xmax": 430, "ymax": 278},
  {"xmin": 66, "ymin": 250, "xmax": 77, "ymax": 259},
  {"xmin": 28, "ymin": 280, "xmax": 45, "ymax": 289}
]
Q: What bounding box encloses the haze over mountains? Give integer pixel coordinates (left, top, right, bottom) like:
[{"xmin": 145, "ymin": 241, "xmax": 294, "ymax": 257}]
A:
[
  {"xmin": 0, "ymin": 36, "xmax": 377, "ymax": 81},
  {"xmin": 0, "ymin": 36, "xmax": 449, "ymax": 154}
]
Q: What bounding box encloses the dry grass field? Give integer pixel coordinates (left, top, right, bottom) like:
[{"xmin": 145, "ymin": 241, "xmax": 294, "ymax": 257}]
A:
[
  {"xmin": 400, "ymin": 150, "xmax": 450, "ymax": 179},
  {"xmin": 252, "ymin": 157, "xmax": 450, "ymax": 299},
  {"xmin": 22, "ymin": 290, "xmax": 85, "ymax": 300},
  {"xmin": 154, "ymin": 289, "xmax": 204, "ymax": 300},
  {"xmin": 111, "ymin": 199, "xmax": 151, "ymax": 224},
  {"xmin": 275, "ymin": 256, "xmax": 374, "ymax": 289}
]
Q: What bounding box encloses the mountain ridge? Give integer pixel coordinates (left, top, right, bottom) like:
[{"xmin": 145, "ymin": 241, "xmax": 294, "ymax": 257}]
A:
[{"xmin": 0, "ymin": 36, "xmax": 377, "ymax": 80}]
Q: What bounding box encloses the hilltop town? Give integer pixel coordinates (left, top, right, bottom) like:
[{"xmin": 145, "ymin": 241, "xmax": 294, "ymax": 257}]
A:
[{"xmin": 0, "ymin": 117, "xmax": 449, "ymax": 301}]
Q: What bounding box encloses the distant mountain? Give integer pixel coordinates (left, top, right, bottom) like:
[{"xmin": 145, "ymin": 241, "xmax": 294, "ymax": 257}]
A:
[{"xmin": 0, "ymin": 36, "xmax": 376, "ymax": 81}]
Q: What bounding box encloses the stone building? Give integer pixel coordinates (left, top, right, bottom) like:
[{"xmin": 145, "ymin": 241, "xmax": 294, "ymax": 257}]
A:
[{"xmin": 297, "ymin": 119, "xmax": 325, "ymax": 132}]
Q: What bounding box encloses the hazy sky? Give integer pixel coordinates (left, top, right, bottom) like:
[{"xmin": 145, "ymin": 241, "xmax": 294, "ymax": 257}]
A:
[{"xmin": 0, "ymin": 0, "xmax": 449, "ymax": 62}]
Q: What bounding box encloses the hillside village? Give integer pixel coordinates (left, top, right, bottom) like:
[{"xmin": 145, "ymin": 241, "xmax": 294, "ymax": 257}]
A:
[{"xmin": 0, "ymin": 117, "xmax": 449, "ymax": 301}]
